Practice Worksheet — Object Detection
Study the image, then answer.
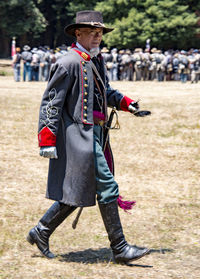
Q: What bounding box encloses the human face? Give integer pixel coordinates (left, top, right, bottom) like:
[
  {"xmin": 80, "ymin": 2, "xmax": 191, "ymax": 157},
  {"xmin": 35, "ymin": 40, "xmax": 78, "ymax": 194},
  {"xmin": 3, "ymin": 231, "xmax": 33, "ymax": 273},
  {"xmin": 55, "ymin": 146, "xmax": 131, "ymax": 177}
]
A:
[{"xmin": 75, "ymin": 27, "xmax": 103, "ymax": 51}]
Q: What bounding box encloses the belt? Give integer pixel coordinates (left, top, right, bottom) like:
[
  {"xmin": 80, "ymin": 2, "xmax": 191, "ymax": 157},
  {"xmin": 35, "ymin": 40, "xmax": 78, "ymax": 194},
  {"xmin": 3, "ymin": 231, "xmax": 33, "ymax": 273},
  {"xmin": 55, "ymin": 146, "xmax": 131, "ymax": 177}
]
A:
[{"xmin": 93, "ymin": 117, "xmax": 105, "ymax": 126}]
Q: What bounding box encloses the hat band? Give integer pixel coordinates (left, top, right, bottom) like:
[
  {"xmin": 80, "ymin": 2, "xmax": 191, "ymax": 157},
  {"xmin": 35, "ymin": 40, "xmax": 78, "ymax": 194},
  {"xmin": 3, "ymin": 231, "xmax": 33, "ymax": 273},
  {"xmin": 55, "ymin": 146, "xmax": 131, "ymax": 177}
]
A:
[{"xmin": 78, "ymin": 21, "xmax": 105, "ymax": 27}]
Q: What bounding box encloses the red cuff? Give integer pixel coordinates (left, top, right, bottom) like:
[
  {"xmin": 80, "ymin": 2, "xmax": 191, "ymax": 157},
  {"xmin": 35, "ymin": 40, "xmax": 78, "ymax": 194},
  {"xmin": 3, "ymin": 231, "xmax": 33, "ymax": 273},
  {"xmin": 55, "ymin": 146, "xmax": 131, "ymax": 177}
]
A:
[
  {"xmin": 38, "ymin": 126, "xmax": 56, "ymax": 147},
  {"xmin": 120, "ymin": 96, "xmax": 134, "ymax": 112}
]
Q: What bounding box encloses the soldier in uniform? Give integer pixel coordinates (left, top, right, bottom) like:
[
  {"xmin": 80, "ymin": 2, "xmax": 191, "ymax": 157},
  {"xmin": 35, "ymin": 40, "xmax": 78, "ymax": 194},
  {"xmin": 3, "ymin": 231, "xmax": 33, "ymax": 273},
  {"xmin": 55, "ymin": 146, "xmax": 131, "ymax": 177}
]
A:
[
  {"xmin": 142, "ymin": 48, "xmax": 151, "ymax": 81},
  {"xmin": 164, "ymin": 51, "xmax": 173, "ymax": 81},
  {"xmin": 26, "ymin": 10, "xmax": 149, "ymax": 264},
  {"xmin": 101, "ymin": 47, "xmax": 112, "ymax": 80},
  {"xmin": 172, "ymin": 52, "xmax": 180, "ymax": 81},
  {"xmin": 117, "ymin": 49, "xmax": 132, "ymax": 80},
  {"xmin": 37, "ymin": 46, "xmax": 51, "ymax": 82},
  {"xmin": 149, "ymin": 48, "xmax": 157, "ymax": 80},
  {"xmin": 30, "ymin": 48, "xmax": 40, "ymax": 81},
  {"xmin": 12, "ymin": 47, "xmax": 21, "ymax": 82},
  {"xmin": 178, "ymin": 50, "xmax": 189, "ymax": 83},
  {"xmin": 118, "ymin": 49, "xmax": 125, "ymax": 80},
  {"xmin": 21, "ymin": 45, "xmax": 32, "ymax": 82},
  {"xmin": 189, "ymin": 49, "xmax": 200, "ymax": 83},
  {"xmin": 110, "ymin": 48, "xmax": 119, "ymax": 81},
  {"xmin": 155, "ymin": 50, "xmax": 165, "ymax": 82},
  {"xmin": 122, "ymin": 49, "xmax": 133, "ymax": 81},
  {"xmin": 132, "ymin": 48, "xmax": 143, "ymax": 81}
]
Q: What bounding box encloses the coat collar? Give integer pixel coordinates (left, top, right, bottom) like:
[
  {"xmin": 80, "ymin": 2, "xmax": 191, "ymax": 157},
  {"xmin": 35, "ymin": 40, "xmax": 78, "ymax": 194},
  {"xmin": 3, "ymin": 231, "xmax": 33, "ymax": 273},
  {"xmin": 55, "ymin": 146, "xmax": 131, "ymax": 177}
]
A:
[{"xmin": 71, "ymin": 43, "xmax": 91, "ymax": 61}]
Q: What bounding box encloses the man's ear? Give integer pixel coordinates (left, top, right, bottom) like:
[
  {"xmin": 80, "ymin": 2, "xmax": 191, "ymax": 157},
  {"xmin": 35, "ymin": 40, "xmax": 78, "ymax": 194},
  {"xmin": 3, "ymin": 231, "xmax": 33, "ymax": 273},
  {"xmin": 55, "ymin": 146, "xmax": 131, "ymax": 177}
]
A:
[{"xmin": 75, "ymin": 29, "xmax": 80, "ymax": 38}]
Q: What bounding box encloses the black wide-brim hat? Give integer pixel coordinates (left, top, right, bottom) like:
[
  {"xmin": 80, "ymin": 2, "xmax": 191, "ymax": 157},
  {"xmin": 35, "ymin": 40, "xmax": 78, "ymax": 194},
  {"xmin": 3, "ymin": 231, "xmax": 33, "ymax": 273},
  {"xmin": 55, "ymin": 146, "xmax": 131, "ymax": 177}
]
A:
[{"xmin": 64, "ymin": 10, "xmax": 114, "ymax": 37}]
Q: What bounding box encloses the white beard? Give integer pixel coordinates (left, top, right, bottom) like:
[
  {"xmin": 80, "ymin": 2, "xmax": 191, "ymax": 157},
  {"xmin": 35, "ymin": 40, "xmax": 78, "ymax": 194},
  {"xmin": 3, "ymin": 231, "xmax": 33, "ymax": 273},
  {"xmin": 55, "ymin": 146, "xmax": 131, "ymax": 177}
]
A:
[{"xmin": 90, "ymin": 47, "xmax": 100, "ymax": 57}]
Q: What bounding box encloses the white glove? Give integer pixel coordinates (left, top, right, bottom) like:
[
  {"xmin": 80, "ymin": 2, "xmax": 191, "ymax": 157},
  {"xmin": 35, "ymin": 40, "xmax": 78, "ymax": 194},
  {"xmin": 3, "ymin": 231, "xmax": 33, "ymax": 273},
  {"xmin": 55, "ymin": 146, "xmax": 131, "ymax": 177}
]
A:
[
  {"xmin": 128, "ymin": 101, "xmax": 140, "ymax": 114},
  {"xmin": 40, "ymin": 146, "xmax": 58, "ymax": 159}
]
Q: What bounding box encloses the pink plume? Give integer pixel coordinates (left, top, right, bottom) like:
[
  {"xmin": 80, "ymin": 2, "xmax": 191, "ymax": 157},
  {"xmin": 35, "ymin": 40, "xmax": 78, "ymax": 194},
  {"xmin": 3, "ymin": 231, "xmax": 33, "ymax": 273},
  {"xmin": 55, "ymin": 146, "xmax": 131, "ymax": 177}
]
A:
[{"xmin": 117, "ymin": 195, "xmax": 136, "ymax": 213}]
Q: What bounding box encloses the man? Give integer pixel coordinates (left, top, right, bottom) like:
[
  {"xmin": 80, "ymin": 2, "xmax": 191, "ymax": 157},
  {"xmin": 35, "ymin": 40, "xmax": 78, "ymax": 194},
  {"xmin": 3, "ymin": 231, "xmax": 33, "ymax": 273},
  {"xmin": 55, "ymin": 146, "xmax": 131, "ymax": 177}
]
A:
[
  {"xmin": 172, "ymin": 52, "xmax": 180, "ymax": 81},
  {"xmin": 189, "ymin": 49, "xmax": 200, "ymax": 83},
  {"xmin": 149, "ymin": 48, "xmax": 158, "ymax": 80},
  {"xmin": 21, "ymin": 45, "xmax": 32, "ymax": 81},
  {"xmin": 27, "ymin": 10, "xmax": 149, "ymax": 264},
  {"xmin": 12, "ymin": 47, "xmax": 21, "ymax": 82},
  {"xmin": 30, "ymin": 48, "xmax": 40, "ymax": 81},
  {"xmin": 101, "ymin": 47, "xmax": 112, "ymax": 80},
  {"xmin": 178, "ymin": 50, "xmax": 189, "ymax": 83},
  {"xmin": 142, "ymin": 48, "xmax": 151, "ymax": 81},
  {"xmin": 155, "ymin": 50, "xmax": 165, "ymax": 82},
  {"xmin": 133, "ymin": 48, "xmax": 143, "ymax": 81},
  {"xmin": 122, "ymin": 49, "xmax": 133, "ymax": 81},
  {"xmin": 110, "ymin": 48, "xmax": 119, "ymax": 81}
]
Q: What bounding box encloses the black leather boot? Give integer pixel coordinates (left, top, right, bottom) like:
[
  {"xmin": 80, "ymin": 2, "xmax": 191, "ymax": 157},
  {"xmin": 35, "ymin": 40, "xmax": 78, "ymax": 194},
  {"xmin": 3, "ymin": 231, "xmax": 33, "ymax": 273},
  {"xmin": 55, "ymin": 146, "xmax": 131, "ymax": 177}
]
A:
[
  {"xmin": 27, "ymin": 201, "xmax": 76, "ymax": 258},
  {"xmin": 98, "ymin": 200, "xmax": 149, "ymax": 264}
]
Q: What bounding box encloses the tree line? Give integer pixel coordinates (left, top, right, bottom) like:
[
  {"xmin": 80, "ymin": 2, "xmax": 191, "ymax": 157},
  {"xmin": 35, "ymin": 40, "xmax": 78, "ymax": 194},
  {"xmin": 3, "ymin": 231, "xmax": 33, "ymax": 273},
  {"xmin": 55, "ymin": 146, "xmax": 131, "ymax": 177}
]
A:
[{"xmin": 0, "ymin": 0, "xmax": 200, "ymax": 57}]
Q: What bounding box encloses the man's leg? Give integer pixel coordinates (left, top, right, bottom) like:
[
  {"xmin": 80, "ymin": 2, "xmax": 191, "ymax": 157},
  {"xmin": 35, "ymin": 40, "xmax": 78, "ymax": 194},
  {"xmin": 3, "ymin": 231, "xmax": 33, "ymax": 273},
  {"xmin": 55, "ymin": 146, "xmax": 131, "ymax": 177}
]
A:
[
  {"xmin": 28, "ymin": 63, "xmax": 32, "ymax": 81},
  {"xmin": 27, "ymin": 201, "xmax": 76, "ymax": 258},
  {"xmin": 93, "ymin": 125, "xmax": 149, "ymax": 264},
  {"xmin": 13, "ymin": 65, "xmax": 18, "ymax": 82},
  {"xmin": 99, "ymin": 200, "xmax": 149, "ymax": 264},
  {"xmin": 17, "ymin": 65, "xmax": 21, "ymax": 82},
  {"xmin": 23, "ymin": 64, "xmax": 27, "ymax": 81}
]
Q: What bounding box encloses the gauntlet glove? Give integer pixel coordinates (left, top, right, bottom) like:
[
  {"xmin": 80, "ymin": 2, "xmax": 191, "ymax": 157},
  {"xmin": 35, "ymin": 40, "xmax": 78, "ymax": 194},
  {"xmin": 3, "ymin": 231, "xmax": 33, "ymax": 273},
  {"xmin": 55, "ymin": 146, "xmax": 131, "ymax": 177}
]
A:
[
  {"xmin": 128, "ymin": 101, "xmax": 140, "ymax": 114},
  {"xmin": 40, "ymin": 146, "xmax": 58, "ymax": 159}
]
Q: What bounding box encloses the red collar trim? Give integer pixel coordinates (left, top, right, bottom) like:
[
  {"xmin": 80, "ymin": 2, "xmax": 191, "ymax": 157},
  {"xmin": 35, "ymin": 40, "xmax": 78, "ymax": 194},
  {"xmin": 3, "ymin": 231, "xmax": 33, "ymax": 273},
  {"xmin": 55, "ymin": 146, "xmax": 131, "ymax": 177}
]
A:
[{"xmin": 72, "ymin": 48, "xmax": 91, "ymax": 61}]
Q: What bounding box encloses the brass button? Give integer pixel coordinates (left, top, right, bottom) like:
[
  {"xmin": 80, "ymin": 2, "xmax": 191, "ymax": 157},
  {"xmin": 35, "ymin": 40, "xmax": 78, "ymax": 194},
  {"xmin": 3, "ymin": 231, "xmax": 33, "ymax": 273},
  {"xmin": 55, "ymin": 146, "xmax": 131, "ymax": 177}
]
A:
[
  {"xmin": 83, "ymin": 119, "xmax": 87, "ymax": 123},
  {"xmin": 84, "ymin": 69, "xmax": 87, "ymax": 73},
  {"xmin": 82, "ymin": 61, "xmax": 85, "ymax": 65},
  {"xmin": 84, "ymin": 84, "xmax": 88, "ymax": 88},
  {"xmin": 84, "ymin": 92, "xmax": 88, "ymax": 96},
  {"xmin": 84, "ymin": 113, "xmax": 87, "ymax": 117},
  {"xmin": 84, "ymin": 99, "xmax": 87, "ymax": 103},
  {"xmin": 84, "ymin": 106, "xmax": 87, "ymax": 110},
  {"xmin": 84, "ymin": 77, "xmax": 88, "ymax": 81}
]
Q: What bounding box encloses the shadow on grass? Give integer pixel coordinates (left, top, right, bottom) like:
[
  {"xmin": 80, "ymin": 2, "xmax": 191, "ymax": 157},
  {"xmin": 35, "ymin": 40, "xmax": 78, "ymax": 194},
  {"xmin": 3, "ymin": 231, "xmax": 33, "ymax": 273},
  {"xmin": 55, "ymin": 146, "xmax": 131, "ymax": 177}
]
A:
[
  {"xmin": 31, "ymin": 247, "xmax": 173, "ymax": 267},
  {"xmin": 59, "ymin": 248, "xmax": 111, "ymax": 264},
  {"xmin": 59, "ymin": 247, "xmax": 154, "ymax": 268}
]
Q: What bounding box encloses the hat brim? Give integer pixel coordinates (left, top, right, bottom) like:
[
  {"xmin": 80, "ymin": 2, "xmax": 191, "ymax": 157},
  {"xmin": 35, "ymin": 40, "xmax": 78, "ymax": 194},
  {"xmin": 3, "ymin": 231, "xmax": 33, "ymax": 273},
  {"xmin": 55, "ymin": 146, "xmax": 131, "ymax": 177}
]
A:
[
  {"xmin": 23, "ymin": 47, "xmax": 31, "ymax": 51},
  {"xmin": 64, "ymin": 23, "xmax": 114, "ymax": 37}
]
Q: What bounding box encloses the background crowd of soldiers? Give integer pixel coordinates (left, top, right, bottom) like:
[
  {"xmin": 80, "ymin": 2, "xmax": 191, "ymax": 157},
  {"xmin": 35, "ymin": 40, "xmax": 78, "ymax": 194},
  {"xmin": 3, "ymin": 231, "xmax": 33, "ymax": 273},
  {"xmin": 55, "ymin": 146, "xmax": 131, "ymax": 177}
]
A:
[
  {"xmin": 12, "ymin": 44, "xmax": 68, "ymax": 82},
  {"xmin": 102, "ymin": 47, "xmax": 200, "ymax": 84},
  {"xmin": 12, "ymin": 44, "xmax": 200, "ymax": 83}
]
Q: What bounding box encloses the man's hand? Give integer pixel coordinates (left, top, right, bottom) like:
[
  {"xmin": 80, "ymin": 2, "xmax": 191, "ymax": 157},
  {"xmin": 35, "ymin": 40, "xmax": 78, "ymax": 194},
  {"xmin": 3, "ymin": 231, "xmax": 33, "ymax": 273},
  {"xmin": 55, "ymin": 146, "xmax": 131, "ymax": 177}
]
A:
[
  {"xmin": 40, "ymin": 146, "xmax": 58, "ymax": 159},
  {"xmin": 128, "ymin": 101, "xmax": 140, "ymax": 114}
]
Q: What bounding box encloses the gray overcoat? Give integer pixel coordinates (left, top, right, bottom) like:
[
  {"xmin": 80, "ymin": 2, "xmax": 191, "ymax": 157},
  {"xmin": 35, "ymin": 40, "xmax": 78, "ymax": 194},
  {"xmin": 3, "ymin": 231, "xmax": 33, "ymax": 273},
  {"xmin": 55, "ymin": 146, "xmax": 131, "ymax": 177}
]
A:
[{"xmin": 38, "ymin": 48, "xmax": 126, "ymax": 207}]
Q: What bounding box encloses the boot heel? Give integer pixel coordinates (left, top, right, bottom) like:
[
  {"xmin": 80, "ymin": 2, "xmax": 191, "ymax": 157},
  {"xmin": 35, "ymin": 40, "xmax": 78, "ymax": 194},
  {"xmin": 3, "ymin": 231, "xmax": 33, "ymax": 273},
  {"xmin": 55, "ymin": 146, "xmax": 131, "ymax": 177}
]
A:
[{"xmin": 26, "ymin": 234, "xmax": 34, "ymax": 245}]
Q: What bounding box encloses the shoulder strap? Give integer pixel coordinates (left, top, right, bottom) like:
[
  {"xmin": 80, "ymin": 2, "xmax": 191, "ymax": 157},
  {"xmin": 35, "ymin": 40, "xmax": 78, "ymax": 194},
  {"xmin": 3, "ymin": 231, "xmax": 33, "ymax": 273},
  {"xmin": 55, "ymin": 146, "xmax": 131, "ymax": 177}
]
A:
[
  {"xmin": 89, "ymin": 60, "xmax": 106, "ymax": 92},
  {"xmin": 93, "ymin": 74, "xmax": 103, "ymax": 96}
]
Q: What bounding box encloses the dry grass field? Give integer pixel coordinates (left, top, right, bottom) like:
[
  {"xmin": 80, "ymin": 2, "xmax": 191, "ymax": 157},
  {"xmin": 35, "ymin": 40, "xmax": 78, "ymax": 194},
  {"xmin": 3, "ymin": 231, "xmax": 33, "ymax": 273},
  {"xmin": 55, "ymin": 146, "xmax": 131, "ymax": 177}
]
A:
[{"xmin": 0, "ymin": 65, "xmax": 200, "ymax": 278}]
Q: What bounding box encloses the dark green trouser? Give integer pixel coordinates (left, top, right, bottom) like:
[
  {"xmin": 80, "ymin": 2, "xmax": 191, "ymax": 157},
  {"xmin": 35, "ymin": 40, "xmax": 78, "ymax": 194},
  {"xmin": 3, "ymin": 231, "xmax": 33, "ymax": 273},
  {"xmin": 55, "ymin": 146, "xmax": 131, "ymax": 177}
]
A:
[{"xmin": 93, "ymin": 125, "xmax": 119, "ymax": 204}]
